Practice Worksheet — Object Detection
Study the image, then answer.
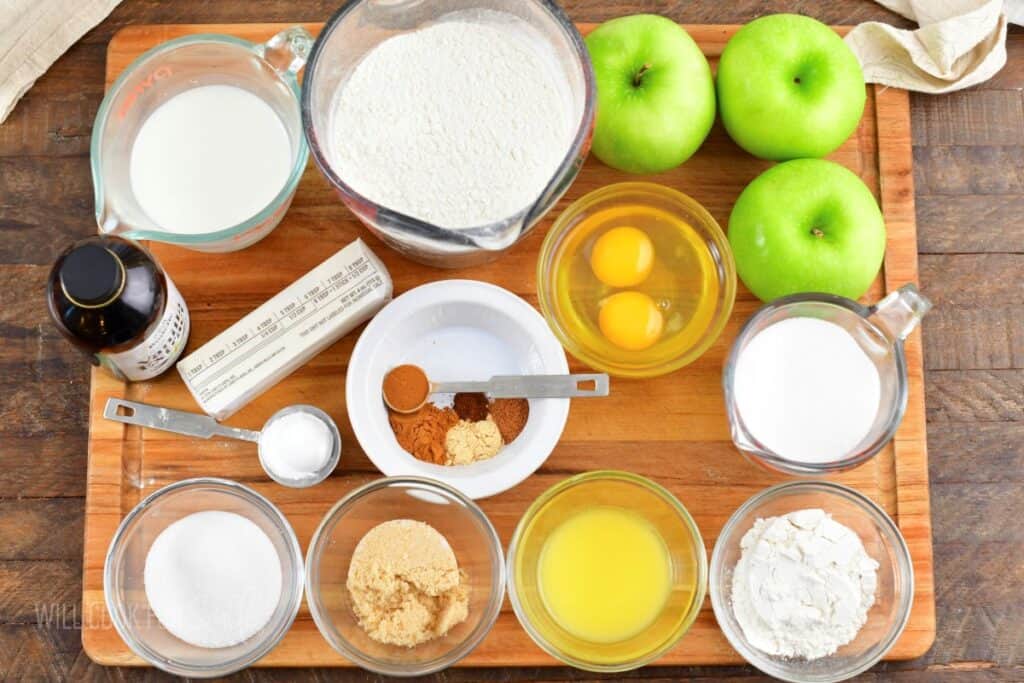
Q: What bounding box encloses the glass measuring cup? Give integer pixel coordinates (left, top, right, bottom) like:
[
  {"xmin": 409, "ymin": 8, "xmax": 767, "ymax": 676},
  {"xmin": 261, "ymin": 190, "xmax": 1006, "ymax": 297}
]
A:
[
  {"xmin": 723, "ymin": 284, "xmax": 932, "ymax": 476},
  {"xmin": 91, "ymin": 27, "xmax": 313, "ymax": 252},
  {"xmin": 301, "ymin": 0, "xmax": 595, "ymax": 268}
]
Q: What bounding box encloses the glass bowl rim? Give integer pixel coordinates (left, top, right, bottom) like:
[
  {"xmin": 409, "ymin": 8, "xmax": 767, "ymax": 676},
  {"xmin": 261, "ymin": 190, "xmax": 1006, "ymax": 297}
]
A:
[
  {"xmin": 304, "ymin": 475, "xmax": 506, "ymax": 676},
  {"xmin": 708, "ymin": 479, "xmax": 915, "ymax": 683},
  {"xmin": 536, "ymin": 181, "xmax": 738, "ymax": 378},
  {"xmin": 506, "ymin": 469, "xmax": 709, "ymax": 672},
  {"xmin": 102, "ymin": 477, "xmax": 305, "ymax": 678},
  {"xmin": 300, "ymin": 0, "xmax": 597, "ymax": 248}
]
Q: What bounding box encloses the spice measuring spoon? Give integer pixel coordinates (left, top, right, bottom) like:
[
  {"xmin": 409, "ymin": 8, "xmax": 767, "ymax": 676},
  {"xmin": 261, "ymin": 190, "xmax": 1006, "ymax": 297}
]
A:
[
  {"xmin": 382, "ymin": 364, "xmax": 609, "ymax": 414},
  {"xmin": 103, "ymin": 398, "xmax": 341, "ymax": 488}
]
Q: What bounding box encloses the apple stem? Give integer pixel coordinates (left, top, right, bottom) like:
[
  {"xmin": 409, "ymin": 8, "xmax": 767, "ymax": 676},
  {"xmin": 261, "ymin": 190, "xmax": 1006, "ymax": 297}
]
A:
[
  {"xmin": 633, "ymin": 63, "xmax": 652, "ymax": 87},
  {"xmin": 811, "ymin": 228, "xmax": 825, "ymax": 238}
]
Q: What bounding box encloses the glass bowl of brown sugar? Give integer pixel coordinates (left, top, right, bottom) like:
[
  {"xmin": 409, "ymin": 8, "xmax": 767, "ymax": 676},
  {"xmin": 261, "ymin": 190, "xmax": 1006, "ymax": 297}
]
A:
[{"xmin": 305, "ymin": 476, "xmax": 505, "ymax": 675}]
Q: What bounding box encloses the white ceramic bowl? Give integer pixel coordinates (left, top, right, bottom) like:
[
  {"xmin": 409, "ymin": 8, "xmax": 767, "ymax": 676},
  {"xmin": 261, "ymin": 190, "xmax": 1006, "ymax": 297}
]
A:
[{"xmin": 346, "ymin": 280, "xmax": 570, "ymax": 498}]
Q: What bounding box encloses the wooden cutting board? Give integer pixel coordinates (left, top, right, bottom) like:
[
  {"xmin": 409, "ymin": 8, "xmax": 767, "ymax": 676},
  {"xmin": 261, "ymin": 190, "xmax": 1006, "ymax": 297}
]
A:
[{"xmin": 82, "ymin": 22, "xmax": 936, "ymax": 668}]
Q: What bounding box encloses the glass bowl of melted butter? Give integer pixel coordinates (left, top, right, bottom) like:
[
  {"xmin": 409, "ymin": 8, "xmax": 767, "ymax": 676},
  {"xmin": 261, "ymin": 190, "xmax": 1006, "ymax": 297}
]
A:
[
  {"xmin": 537, "ymin": 182, "xmax": 736, "ymax": 378},
  {"xmin": 507, "ymin": 470, "xmax": 707, "ymax": 672}
]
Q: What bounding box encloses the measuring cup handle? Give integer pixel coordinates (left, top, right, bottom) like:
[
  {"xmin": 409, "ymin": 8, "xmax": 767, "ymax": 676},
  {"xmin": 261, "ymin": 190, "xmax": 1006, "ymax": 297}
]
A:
[
  {"xmin": 256, "ymin": 26, "xmax": 315, "ymax": 77},
  {"xmin": 867, "ymin": 283, "xmax": 933, "ymax": 342}
]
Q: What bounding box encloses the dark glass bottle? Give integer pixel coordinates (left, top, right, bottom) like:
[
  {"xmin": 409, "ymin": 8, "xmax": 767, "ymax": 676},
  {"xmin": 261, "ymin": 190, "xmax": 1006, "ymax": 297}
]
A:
[{"xmin": 46, "ymin": 235, "xmax": 190, "ymax": 381}]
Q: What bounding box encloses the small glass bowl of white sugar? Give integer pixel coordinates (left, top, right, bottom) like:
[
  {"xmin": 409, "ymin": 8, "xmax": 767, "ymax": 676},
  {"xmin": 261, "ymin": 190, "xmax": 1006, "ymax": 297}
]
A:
[
  {"xmin": 104, "ymin": 478, "xmax": 304, "ymax": 677},
  {"xmin": 709, "ymin": 481, "xmax": 914, "ymax": 683}
]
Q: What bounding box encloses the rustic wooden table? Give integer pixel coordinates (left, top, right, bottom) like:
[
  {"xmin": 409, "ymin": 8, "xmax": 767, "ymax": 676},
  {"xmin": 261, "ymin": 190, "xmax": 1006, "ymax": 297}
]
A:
[{"xmin": 1, "ymin": 1, "xmax": 1020, "ymax": 680}]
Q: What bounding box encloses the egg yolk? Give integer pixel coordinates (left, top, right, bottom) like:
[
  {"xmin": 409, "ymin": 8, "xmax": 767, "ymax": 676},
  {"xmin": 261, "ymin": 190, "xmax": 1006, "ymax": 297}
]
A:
[
  {"xmin": 598, "ymin": 291, "xmax": 664, "ymax": 351},
  {"xmin": 589, "ymin": 226, "xmax": 655, "ymax": 288}
]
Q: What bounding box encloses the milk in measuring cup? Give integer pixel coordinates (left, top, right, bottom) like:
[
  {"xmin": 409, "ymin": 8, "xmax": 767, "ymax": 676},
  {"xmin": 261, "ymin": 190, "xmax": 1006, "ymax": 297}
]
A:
[
  {"xmin": 129, "ymin": 84, "xmax": 292, "ymax": 234},
  {"xmin": 732, "ymin": 317, "xmax": 881, "ymax": 464}
]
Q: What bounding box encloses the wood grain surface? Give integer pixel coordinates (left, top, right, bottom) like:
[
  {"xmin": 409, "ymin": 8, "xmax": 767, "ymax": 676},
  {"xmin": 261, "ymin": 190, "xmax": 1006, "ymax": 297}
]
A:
[
  {"xmin": 80, "ymin": 20, "xmax": 933, "ymax": 670},
  {"xmin": 0, "ymin": 1, "xmax": 1021, "ymax": 681}
]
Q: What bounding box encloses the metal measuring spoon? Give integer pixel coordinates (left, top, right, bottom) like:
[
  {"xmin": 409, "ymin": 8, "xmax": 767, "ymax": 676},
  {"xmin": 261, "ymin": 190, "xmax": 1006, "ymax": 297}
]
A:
[
  {"xmin": 381, "ymin": 364, "xmax": 610, "ymax": 414},
  {"xmin": 103, "ymin": 398, "xmax": 341, "ymax": 488}
]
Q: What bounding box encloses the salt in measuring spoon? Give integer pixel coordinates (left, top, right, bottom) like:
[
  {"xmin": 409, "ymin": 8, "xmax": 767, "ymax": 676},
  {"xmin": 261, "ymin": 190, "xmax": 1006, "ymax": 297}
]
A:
[
  {"xmin": 103, "ymin": 398, "xmax": 341, "ymax": 488},
  {"xmin": 382, "ymin": 364, "xmax": 609, "ymax": 414}
]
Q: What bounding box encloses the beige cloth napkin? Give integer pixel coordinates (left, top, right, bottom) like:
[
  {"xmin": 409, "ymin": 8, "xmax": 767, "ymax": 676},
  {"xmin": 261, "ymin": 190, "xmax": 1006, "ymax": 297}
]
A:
[
  {"xmin": 846, "ymin": 0, "xmax": 1022, "ymax": 93},
  {"xmin": 0, "ymin": 0, "xmax": 123, "ymax": 124}
]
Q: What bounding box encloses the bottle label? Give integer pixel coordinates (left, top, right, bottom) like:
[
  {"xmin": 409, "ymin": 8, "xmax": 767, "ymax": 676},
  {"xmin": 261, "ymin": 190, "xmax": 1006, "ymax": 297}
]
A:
[{"xmin": 99, "ymin": 278, "xmax": 190, "ymax": 381}]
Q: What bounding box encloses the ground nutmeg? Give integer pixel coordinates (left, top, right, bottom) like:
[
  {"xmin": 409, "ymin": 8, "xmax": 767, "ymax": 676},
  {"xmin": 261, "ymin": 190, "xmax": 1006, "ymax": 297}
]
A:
[{"xmin": 490, "ymin": 398, "xmax": 529, "ymax": 443}]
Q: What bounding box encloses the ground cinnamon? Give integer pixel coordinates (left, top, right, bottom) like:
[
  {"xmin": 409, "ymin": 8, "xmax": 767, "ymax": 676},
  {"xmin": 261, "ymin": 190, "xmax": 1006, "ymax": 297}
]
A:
[
  {"xmin": 388, "ymin": 404, "xmax": 459, "ymax": 465},
  {"xmin": 489, "ymin": 398, "xmax": 529, "ymax": 443},
  {"xmin": 382, "ymin": 364, "xmax": 429, "ymax": 413}
]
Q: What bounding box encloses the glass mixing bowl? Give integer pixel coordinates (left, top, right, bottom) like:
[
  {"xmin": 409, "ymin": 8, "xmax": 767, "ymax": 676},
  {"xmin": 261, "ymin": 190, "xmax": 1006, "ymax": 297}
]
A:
[
  {"xmin": 301, "ymin": 0, "xmax": 595, "ymax": 268},
  {"xmin": 305, "ymin": 476, "xmax": 505, "ymax": 675},
  {"xmin": 507, "ymin": 470, "xmax": 707, "ymax": 672},
  {"xmin": 537, "ymin": 183, "xmax": 737, "ymax": 377},
  {"xmin": 103, "ymin": 478, "xmax": 304, "ymax": 677},
  {"xmin": 710, "ymin": 481, "xmax": 914, "ymax": 683}
]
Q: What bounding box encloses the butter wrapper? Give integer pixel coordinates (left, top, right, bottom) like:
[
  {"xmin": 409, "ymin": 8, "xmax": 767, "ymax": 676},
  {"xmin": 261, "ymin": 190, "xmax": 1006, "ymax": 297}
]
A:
[{"xmin": 177, "ymin": 239, "xmax": 392, "ymax": 420}]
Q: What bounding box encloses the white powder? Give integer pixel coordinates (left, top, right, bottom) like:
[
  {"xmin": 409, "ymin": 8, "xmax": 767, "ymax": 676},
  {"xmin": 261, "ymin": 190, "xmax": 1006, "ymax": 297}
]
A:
[
  {"xmin": 259, "ymin": 411, "xmax": 334, "ymax": 481},
  {"xmin": 733, "ymin": 317, "xmax": 881, "ymax": 463},
  {"xmin": 328, "ymin": 15, "xmax": 575, "ymax": 229},
  {"xmin": 731, "ymin": 509, "xmax": 879, "ymax": 660},
  {"xmin": 144, "ymin": 510, "xmax": 282, "ymax": 648}
]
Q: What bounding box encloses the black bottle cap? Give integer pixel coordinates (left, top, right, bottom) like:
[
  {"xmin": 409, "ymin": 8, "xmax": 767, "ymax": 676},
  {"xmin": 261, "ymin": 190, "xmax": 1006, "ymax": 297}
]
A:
[{"xmin": 59, "ymin": 243, "xmax": 124, "ymax": 307}]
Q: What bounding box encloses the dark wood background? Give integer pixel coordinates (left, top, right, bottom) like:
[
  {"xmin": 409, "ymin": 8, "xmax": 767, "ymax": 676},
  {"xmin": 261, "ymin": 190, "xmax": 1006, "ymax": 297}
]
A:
[{"xmin": 1, "ymin": 1, "xmax": 1020, "ymax": 680}]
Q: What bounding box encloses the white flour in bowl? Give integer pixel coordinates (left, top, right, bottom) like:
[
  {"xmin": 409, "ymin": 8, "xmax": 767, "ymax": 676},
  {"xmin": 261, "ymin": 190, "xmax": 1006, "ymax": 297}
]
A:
[
  {"xmin": 731, "ymin": 508, "xmax": 879, "ymax": 660},
  {"xmin": 328, "ymin": 14, "xmax": 576, "ymax": 229}
]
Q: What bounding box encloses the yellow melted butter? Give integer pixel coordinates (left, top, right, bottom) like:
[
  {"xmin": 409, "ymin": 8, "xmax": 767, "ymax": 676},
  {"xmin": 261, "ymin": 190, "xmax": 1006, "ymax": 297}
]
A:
[{"xmin": 537, "ymin": 507, "xmax": 672, "ymax": 643}]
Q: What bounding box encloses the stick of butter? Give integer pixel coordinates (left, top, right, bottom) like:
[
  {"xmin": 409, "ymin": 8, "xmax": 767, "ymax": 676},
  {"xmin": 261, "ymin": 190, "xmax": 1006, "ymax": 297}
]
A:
[{"xmin": 177, "ymin": 239, "xmax": 392, "ymax": 420}]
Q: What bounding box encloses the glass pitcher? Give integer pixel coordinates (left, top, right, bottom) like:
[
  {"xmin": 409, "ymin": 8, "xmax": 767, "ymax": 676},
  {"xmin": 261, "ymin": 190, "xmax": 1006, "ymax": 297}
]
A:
[
  {"xmin": 301, "ymin": 0, "xmax": 596, "ymax": 268},
  {"xmin": 723, "ymin": 284, "xmax": 932, "ymax": 476},
  {"xmin": 91, "ymin": 27, "xmax": 313, "ymax": 253}
]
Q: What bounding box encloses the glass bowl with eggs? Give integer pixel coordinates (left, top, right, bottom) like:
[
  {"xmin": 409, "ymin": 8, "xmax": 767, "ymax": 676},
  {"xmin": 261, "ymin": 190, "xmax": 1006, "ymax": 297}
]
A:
[{"xmin": 537, "ymin": 182, "xmax": 737, "ymax": 378}]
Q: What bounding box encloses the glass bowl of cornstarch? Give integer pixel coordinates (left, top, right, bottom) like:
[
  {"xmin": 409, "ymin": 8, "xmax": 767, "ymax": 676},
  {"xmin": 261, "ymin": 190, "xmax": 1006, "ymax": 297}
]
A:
[
  {"xmin": 104, "ymin": 478, "xmax": 304, "ymax": 677},
  {"xmin": 709, "ymin": 481, "xmax": 914, "ymax": 683},
  {"xmin": 302, "ymin": 0, "xmax": 595, "ymax": 267}
]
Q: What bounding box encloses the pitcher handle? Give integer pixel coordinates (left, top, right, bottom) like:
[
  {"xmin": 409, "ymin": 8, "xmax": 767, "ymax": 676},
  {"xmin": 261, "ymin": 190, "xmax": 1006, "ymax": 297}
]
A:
[
  {"xmin": 867, "ymin": 283, "xmax": 933, "ymax": 342},
  {"xmin": 255, "ymin": 26, "xmax": 314, "ymax": 77}
]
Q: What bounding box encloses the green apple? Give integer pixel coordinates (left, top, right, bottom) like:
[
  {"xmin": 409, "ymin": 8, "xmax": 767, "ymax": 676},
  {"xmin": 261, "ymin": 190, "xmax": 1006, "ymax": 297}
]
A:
[
  {"xmin": 585, "ymin": 15, "xmax": 715, "ymax": 174},
  {"xmin": 728, "ymin": 159, "xmax": 885, "ymax": 302},
  {"xmin": 717, "ymin": 14, "xmax": 866, "ymax": 161}
]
